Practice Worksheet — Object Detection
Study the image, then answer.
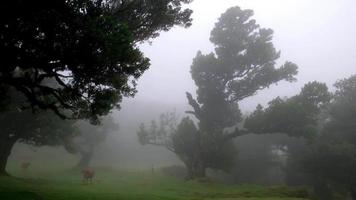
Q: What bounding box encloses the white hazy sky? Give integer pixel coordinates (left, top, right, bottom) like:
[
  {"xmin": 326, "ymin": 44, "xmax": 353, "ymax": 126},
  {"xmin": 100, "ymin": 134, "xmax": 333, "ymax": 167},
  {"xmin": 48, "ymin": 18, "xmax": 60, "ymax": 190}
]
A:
[{"xmin": 123, "ymin": 0, "xmax": 356, "ymax": 113}]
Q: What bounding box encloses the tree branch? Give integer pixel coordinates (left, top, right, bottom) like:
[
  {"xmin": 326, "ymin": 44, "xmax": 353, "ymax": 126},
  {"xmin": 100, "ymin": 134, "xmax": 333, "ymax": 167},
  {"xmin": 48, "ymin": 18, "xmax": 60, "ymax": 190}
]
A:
[{"xmin": 186, "ymin": 92, "xmax": 202, "ymax": 120}]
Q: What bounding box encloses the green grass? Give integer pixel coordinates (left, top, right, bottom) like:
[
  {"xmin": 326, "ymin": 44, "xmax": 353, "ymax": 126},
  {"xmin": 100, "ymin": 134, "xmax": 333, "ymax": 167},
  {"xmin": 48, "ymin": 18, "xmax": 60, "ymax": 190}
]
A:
[{"xmin": 0, "ymin": 168, "xmax": 310, "ymax": 200}]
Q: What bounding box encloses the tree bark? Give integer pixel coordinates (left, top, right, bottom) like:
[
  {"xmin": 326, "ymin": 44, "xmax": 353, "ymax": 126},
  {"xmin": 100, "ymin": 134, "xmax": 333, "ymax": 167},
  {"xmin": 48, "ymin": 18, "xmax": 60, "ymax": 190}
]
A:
[
  {"xmin": 75, "ymin": 147, "xmax": 94, "ymax": 169},
  {"xmin": 0, "ymin": 138, "xmax": 16, "ymax": 176},
  {"xmin": 185, "ymin": 160, "xmax": 206, "ymax": 180}
]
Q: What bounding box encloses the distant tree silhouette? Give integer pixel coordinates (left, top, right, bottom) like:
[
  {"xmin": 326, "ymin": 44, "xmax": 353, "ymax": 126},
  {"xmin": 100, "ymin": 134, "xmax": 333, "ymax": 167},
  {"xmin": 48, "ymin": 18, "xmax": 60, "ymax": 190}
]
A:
[
  {"xmin": 65, "ymin": 116, "xmax": 118, "ymax": 169},
  {"xmin": 138, "ymin": 113, "xmax": 207, "ymax": 179}
]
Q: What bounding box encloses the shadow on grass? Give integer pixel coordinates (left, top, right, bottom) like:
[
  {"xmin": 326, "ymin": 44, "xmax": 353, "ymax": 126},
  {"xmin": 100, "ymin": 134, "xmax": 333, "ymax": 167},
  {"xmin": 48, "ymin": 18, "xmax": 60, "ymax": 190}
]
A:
[{"xmin": 0, "ymin": 191, "xmax": 43, "ymax": 200}]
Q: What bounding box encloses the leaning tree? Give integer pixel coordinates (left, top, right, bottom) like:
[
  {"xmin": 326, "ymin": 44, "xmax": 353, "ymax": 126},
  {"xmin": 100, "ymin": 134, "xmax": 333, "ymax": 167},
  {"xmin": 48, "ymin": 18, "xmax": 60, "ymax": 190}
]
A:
[
  {"xmin": 0, "ymin": 0, "xmax": 193, "ymax": 123},
  {"xmin": 138, "ymin": 6, "xmax": 298, "ymax": 179},
  {"xmin": 184, "ymin": 6, "xmax": 298, "ymax": 178}
]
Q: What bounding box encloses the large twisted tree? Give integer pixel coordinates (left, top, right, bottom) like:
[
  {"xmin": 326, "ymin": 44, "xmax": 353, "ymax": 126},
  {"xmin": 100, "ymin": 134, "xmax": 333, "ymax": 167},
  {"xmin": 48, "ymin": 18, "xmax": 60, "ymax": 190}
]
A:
[
  {"xmin": 184, "ymin": 6, "xmax": 298, "ymax": 178},
  {"xmin": 138, "ymin": 6, "xmax": 298, "ymax": 179},
  {"xmin": 0, "ymin": 0, "xmax": 193, "ymax": 123}
]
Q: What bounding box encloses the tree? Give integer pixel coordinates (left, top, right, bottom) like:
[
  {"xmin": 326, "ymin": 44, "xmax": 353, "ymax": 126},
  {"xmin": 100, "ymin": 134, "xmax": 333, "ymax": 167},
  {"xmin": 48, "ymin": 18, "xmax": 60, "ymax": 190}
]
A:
[
  {"xmin": 138, "ymin": 113, "xmax": 210, "ymax": 179},
  {"xmin": 0, "ymin": 91, "xmax": 77, "ymax": 176},
  {"xmin": 299, "ymin": 75, "xmax": 356, "ymax": 199},
  {"xmin": 245, "ymin": 82, "xmax": 331, "ymax": 138},
  {"xmin": 244, "ymin": 78, "xmax": 356, "ymax": 199},
  {"xmin": 300, "ymin": 141, "xmax": 356, "ymax": 200},
  {"xmin": 231, "ymin": 133, "xmax": 297, "ymax": 185},
  {"xmin": 185, "ymin": 6, "xmax": 298, "ymax": 177},
  {"xmin": 0, "ymin": 0, "xmax": 193, "ymax": 123},
  {"xmin": 323, "ymin": 75, "xmax": 356, "ymax": 144},
  {"xmin": 243, "ymin": 82, "xmax": 331, "ymax": 192},
  {"xmin": 65, "ymin": 116, "xmax": 118, "ymax": 169}
]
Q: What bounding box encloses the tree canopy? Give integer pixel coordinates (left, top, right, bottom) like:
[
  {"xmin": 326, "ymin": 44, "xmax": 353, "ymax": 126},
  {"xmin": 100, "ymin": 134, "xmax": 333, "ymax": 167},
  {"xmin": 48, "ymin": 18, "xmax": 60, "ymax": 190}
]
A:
[
  {"xmin": 0, "ymin": 0, "xmax": 193, "ymax": 176},
  {"xmin": 139, "ymin": 6, "xmax": 299, "ymax": 180},
  {"xmin": 138, "ymin": 113, "xmax": 205, "ymax": 179},
  {"xmin": 0, "ymin": 0, "xmax": 193, "ymax": 123},
  {"xmin": 244, "ymin": 76, "xmax": 356, "ymax": 199},
  {"xmin": 0, "ymin": 90, "xmax": 77, "ymax": 175},
  {"xmin": 184, "ymin": 6, "xmax": 298, "ymax": 176},
  {"xmin": 245, "ymin": 82, "xmax": 331, "ymax": 138},
  {"xmin": 299, "ymin": 75, "xmax": 356, "ymax": 199}
]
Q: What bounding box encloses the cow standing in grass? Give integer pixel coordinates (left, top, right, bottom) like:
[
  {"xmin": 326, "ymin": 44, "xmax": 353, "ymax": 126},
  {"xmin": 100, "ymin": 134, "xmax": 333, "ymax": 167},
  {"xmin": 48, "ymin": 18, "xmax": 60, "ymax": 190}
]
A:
[{"xmin": 82, "ymin": 169, "xmax": 94, "ymax": 184}]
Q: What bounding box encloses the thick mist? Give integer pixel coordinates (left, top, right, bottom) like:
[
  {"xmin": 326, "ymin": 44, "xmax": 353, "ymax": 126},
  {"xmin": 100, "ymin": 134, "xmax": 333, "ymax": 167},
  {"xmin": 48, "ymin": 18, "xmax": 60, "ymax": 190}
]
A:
[
  {"xmin": 2, "ymin": 1, "xmax": 356, "ymax": 199},
  {"xmin": 8, "ymin": 0, "xmax": 356, "ymax": 174}
]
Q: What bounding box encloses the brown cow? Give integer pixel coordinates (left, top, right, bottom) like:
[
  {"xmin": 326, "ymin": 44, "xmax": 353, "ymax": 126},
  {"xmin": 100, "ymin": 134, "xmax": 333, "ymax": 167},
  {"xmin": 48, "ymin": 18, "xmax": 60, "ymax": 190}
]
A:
[{"xmin": 81, "ymin": 169, "xmax": 95, "ymax": 184}]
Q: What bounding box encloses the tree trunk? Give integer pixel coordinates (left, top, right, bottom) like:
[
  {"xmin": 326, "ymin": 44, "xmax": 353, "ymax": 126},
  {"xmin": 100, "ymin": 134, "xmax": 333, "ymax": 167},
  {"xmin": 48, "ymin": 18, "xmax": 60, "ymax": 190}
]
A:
[
  {"xmin": 75, "ymin": 147, "xmax": 94, "ymax": 169},
  {"xmin": 0, "ymin": 138, "xmax": 16, "ymax": 176},
  {"xmin": 312, "ymin": 176, "xmax": 333, "ymax": 200},
  {"xmin": 350, "ymin": 188, "xmax": 356, "ymax": 200},
  {"xmin": 195, "ymin": 162, "xmax": 206, "ymax": 178},
  {"xmin": 185, "ymin": 160, "xmax": 206, "ymax": 180}
]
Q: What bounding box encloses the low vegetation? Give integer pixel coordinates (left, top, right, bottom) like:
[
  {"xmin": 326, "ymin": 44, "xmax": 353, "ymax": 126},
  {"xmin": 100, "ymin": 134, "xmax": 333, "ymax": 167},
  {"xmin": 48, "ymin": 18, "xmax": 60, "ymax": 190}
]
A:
[{"xmin": 0, "ymin": 169, "xmax": 309, "ymax": 200}]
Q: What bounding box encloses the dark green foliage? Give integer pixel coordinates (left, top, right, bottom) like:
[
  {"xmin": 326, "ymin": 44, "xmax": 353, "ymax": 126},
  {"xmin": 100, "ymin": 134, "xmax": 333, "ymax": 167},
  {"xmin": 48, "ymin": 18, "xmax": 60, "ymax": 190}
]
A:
[
  {"xmin": 243, "ymin": 82, "xmax": 331, "ymax": 194},
  {"xmin": 112, "ymin": 0, "xmax": 193, "ymax": 42},
  {"xmin": 207, "ymin": 6, "xmax": 297, "ymax": 102},
  {"xmin": 185, "ymin": 6, "xmax": 298, "ymax": 176},
  {"xmin": 0, "ymin": 0, "xmax": 192, "ymax": 123},
  {"xmin": 323, "ymin": 75, "xmax": 356, "ymax": 144},
  {"xmin": 172, "ymin": 117, "xmax": 200, "ymax": 158},
  {"xmin": 0, "ymin": 90, "xmax": 77, "ymax": 175},
  {"xmin": 138, "ymin": 6, "xmax": 298, "ymax": 180},
  {"xmin": 298, "ymin": 75, "xmax": 356, "ymax": 199},
  {"xmin": 251, "ymin": 76, "xmax": 356, "ymax": 199},
  {"xmin": 300, "ymin": 142, "xmax": 356, "ymax": 199},
  {"xmin": 245, "ymin": 82, "xmax": 330, "ymax": 138},
  {"xmin": 138, "ymin": 114, "xmax": 209, "ymax": 179}
]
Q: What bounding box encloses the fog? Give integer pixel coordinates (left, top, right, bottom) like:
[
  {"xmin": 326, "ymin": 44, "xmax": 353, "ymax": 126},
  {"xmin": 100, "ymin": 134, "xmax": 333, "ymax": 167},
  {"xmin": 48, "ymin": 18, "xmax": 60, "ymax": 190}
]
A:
[
  {"xmin": 134, "ymin": 0, "xmax": 356, "ymax": 111},
  {"xmin": 8, "ymin": 0, "xmax": 356, "ymax": 171},
  {"xmin": 2, "ymin": 0, "xmax": 356, "ymax": 199},
  {"xmin": 107, "ymin": 0, "xmax": 356, "ymax": 168}
]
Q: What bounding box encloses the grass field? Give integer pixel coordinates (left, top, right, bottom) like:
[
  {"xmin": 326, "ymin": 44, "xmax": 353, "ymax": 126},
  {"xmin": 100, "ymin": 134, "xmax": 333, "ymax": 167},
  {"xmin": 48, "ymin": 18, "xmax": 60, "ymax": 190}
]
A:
[{"xmin": 0, "ymin": 168, "xmax": 310, "ymax": 200}]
